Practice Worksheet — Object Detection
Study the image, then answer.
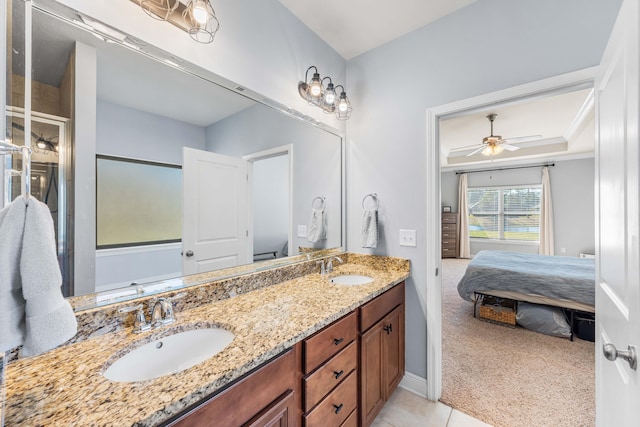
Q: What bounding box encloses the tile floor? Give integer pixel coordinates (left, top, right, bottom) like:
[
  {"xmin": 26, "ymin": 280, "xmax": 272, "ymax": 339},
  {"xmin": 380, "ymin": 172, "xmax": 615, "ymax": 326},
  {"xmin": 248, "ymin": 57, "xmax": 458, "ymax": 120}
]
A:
[{"xmin": 372, "ymin": 387, "xmax": 493, "ymax": 427}]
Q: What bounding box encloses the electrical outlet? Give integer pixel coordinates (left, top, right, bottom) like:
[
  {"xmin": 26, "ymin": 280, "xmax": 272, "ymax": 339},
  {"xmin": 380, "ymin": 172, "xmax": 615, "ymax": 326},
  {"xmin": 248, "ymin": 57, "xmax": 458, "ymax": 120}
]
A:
[
  {"xmin": 297, "ymin": 225, "xmax": 307, "ymax": 238},
  {"xmin": 399, "ymin": 229, "xmax": 417, "ymax": 247},
  {"xmin": 560, "ymin": 247, "xmax": 566, "ymax": 254}
]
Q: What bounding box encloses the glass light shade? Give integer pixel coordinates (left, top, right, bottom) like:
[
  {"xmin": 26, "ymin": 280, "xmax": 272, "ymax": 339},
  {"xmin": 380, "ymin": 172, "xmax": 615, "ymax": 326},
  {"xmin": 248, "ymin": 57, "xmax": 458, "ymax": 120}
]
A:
[
  {"xmin": 324, "ymin": 83, "xmax": 336, "ymax": 105},
  {"xmin": 336, "ymin": 92, "xmax": 352, "ymax": 120},
  {"xmin": 482, "ymin": 144, "xmax": 504, "ymax": 156},
  {"xmin": 192, "ymin": 1, "xmax": 209, "ymax": 24},
  {"xmin": 309, "ymin": 73, "xmax": 322, "ymax": 97}
]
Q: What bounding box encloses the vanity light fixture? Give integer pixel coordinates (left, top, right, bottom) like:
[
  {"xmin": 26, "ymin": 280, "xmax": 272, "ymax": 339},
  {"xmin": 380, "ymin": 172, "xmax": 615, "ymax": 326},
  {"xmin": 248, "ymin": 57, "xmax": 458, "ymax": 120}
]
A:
[
  {"xmin": 182, "ymin": 0, "xmax": 220, "ymax": 43},
  {"xmin": 298, "ymin": 66, "xmax": 353, "ymax": 120},
  {"xmin": 132, "ymin": 0, "xmax": 220, "ymax": 44},
  {"xmin": 140, "ymin": 0, "xmax": 179, "ymax": 21}
]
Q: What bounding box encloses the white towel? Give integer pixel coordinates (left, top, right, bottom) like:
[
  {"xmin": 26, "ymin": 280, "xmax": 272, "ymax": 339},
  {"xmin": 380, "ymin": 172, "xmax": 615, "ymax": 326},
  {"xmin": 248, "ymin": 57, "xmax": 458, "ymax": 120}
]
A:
[
  {"xmin": 307, "ymin": 208, "xmax": 327, "ymax": 242},
  {"xmin": 0, "ymin": 197, "xmax": 27, "ymax": 352},
  {"xmin": 0, "ymin": 196, "xmax": 77, "ymax": 356},
  {"xmin": 361, "ymin": 209, "xmax": 378, "ymax": 248},
  {"xmin": 20, "ymin": 197, "xmax": 77, "ymax": 356}
]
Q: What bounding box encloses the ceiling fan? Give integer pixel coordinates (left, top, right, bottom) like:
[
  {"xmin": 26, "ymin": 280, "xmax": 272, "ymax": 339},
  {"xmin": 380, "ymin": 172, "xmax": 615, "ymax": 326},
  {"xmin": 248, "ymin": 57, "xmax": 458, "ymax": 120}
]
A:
[{"xmin": 457, "ymin": 113, "xmax": 542, "ymax": 157}]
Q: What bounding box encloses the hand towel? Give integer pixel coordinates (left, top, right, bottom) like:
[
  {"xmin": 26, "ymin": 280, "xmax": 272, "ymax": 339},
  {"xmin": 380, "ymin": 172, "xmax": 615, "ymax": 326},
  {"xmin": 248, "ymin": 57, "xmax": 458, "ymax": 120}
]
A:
[
  {"xmin": 0, "ymin": 197, "xmax": 27, "ymax": 353},
  {"xmin": 307, "ymin": 208, "xmax": 327, "ymax": 242},
  {"xmin": 361, "ymin": 209, "xmax": 378, "ymax": 248},
  {"xmin": 20, "ymin": 197, "xmax": 77, "ymax": 356}
]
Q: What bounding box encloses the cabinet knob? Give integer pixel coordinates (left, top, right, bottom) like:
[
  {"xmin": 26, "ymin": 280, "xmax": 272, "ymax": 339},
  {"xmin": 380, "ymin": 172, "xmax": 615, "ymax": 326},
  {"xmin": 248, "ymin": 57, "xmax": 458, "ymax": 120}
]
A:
[
  {"xmin": 333, "ymin": 337, "xmax": 344, "ymax": 346},
  {"xmin": 333, "ymin": 370, "xmax": 344, "ymax": 380},
  {"xmin": 384, "ymin": 324, "xmax": 393, "ymax": 335},
  {"xmin": 333, "ymin": 403, "xmax": 344, "ymax": 414}
]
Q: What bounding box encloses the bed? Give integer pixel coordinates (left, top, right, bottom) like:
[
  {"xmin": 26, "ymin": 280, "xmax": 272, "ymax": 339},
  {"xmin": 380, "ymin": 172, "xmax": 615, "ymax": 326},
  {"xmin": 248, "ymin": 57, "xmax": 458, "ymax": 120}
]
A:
[{"xmin": 457, "ymin": 250, "xmax": 596, "ymax": 314}]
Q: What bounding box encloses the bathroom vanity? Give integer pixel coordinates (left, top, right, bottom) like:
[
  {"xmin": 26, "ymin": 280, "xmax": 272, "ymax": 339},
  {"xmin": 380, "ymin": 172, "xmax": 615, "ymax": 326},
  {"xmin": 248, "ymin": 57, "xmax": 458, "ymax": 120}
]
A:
[{"xmin": 3, "ymin": 253, "xmax": 409, "ymax": 427}]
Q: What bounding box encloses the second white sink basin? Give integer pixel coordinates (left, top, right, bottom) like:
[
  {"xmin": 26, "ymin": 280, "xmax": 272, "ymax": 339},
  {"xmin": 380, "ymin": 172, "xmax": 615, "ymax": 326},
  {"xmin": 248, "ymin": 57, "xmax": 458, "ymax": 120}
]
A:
[
  {"xmin": 103, "ymin": 327, "xmax": 235, "ymax": 382},
  {"xmin": 330, "ymin": 275, "xmax": 374, "ymax": 285}
]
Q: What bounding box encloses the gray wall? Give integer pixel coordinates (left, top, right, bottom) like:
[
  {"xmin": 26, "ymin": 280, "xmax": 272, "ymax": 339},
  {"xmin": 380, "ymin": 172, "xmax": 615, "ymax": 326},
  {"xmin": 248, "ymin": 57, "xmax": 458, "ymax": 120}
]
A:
[
  {"xmin": 94, "ymin": 100, "xmax": 206, "ymax": 291},
  {"xmin": 253, "ymin": 155, "xmax": 289, "ymax": 258},
  {"xmin": 345, "ymin": 0, "xmax": 621, "ymax": 379},
  {"xmin": 442, "ymin": 157, "xmax": 595, "ymax": 257},
  {"xmin": 205, "ymin": 104, "xmax": 342, "ymax": 253}
]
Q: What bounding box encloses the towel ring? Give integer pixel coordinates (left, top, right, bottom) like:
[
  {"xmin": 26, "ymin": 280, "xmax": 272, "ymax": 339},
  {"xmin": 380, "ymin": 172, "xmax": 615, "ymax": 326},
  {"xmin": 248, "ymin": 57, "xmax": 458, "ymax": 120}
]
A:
[
  {"xmin": 362, "ymin": 193, "xmax": 379, "ymax": 210},
  {"xmin": 312, "ymin": 196, "xmax": 326, "ymax": 210}
]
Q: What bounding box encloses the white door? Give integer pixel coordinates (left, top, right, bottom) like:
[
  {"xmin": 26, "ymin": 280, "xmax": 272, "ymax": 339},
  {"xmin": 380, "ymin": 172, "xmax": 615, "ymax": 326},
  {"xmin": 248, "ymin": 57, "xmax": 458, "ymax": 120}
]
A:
[
  {"xmin": 182, "ymin": 147, "xmax": 248, "ymax": 275},
  {"xmin": 595, "ymin": 0, "xmax": 640, "ymax": 424}
]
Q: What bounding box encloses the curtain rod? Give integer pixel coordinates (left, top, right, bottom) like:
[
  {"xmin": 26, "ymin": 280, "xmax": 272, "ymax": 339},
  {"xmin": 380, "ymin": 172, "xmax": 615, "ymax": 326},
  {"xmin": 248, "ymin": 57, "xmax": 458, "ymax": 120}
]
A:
[{"xmin": 455, "ymin": 163, "xmax": 555, "ymax": 175}]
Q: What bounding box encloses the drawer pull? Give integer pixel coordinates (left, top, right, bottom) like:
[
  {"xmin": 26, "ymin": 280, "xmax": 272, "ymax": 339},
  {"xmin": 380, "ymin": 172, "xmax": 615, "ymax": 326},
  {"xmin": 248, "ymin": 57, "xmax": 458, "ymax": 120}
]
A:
[
  {"xmin": 333, "ymin": 403, "xmax": 344, "ymax": 414},
  {"xmin": 333, "ymin": 338, "xmax": 344, "ymax": 346},
  {"xmin": 384, "ymin": 324, "xmax": 393, "ymax": 334},
  {"xmin": 333, "ymin": 370, "xmax": 344, "ymax": 380}
]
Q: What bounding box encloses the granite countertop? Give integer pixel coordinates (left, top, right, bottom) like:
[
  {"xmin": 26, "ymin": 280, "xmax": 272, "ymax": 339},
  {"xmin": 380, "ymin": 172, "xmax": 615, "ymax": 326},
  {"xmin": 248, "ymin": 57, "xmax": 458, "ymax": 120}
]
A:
[{"xmin": 4, "ymin": 259, "xmax": 409, "ymax": 426}]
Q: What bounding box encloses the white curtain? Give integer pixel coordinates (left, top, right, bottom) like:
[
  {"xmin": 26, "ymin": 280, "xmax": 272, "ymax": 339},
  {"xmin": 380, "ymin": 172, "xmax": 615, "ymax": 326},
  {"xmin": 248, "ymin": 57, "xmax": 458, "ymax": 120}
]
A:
[
  {"xmin": 539, "ymin": 166, "xmax": 555, "ymax": 255},
  {"xmin": 458, "ymin": 173, "xmax": 471, "ymax": 258}
]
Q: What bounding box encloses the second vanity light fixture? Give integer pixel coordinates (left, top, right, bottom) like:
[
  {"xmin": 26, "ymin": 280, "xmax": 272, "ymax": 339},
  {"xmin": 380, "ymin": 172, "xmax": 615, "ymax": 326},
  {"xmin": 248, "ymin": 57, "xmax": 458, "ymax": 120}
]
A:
[
  {"xmin": 298, "ymin": 66, "xmax": 353, "ymax": 120},
  {"xmin": 134, "ymin": 0, "xmax": 220, "ymax": 43}
]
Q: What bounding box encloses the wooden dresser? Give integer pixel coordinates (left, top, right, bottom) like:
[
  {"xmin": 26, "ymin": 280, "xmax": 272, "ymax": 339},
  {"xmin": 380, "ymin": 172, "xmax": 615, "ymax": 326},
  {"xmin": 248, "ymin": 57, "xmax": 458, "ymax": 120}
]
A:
[{"xmin": 441, "ymin": 212, "xmax": 459, "ymax": 258}]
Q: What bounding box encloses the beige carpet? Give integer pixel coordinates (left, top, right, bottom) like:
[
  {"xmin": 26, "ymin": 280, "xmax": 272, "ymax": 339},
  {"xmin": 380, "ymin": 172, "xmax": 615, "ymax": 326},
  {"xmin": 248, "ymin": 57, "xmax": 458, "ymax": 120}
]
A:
[{"xmin": 440, "ymin": 258, "xmax": 595, "ymax": 427}]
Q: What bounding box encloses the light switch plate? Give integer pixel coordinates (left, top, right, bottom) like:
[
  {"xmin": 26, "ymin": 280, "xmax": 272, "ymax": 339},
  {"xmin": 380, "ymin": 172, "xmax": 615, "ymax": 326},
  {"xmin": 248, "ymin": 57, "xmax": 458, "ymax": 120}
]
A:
[
  {"xmin": 297, "ymin": 225, "xmax": 307, "ymax": 238},
  {"xmin": 399, "ymin": 229, "xmax": 417, "ymax": 247}
]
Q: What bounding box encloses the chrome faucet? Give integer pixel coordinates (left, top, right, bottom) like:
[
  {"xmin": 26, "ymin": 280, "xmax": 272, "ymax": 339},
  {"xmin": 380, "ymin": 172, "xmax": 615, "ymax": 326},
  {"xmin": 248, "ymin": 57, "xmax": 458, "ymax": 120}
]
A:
[
  {"xmin": 151, "ymin": 298, "xmax": 176, "ymax": 327},
  {"xmin": 317, "ymin": 260, "xmax": 327, "ymax": 275},
  {"xmin": 326, "ymin": 256, "xmax": 343, "ymax": 273},
  {"xmin": 118, "ymin": 304, "xmax": 151, "ymax": 333}
]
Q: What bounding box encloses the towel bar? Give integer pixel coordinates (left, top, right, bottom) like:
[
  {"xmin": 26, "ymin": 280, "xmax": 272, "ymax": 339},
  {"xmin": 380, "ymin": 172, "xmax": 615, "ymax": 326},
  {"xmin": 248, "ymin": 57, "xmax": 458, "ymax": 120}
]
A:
[
  {"xmin": 312, "ymin": 196, "xmax": 326, "ymax": 209},
  {"xmin": 362, "ymin": 192, "xmax": 379, "ymax": 210}
]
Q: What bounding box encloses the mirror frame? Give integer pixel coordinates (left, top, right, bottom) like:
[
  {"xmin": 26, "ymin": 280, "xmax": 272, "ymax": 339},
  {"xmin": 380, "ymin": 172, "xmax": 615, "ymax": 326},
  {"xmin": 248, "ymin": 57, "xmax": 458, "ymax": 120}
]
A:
[{"xmin": 9, "ymin": 0, "xmax": 347, "ymax": 311}]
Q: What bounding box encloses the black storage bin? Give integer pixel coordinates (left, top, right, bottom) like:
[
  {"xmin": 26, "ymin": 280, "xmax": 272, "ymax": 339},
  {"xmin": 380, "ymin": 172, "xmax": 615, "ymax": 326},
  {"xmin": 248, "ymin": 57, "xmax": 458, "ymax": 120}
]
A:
[{"xmin": 572, "ymin": 312, "xmax": 595, "ymax": 342}]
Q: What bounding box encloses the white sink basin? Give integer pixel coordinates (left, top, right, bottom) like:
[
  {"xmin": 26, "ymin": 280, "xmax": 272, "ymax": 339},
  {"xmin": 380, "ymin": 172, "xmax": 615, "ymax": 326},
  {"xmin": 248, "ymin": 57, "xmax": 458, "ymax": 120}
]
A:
[
  {"xmin": 103, "ymin": 328, "xmax": 235, "ymax": 382},
  {"xmin": 330, "ymin": 275, "xmax": 374, "ymax": 285}
]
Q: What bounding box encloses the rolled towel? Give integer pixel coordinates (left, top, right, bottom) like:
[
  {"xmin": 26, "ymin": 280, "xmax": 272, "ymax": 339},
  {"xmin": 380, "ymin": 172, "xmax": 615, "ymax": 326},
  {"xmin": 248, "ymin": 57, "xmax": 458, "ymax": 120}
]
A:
[
  {"xmin": 361, "ymin": 209, "xmax": 378, "ymax": 248},
  {"xmin": 20, "ymin": 197, "xmax": 77, "ymax": 356},
  {"xmin": 307, "ymin": 208, "xmax": 327, "ymax": 243}
]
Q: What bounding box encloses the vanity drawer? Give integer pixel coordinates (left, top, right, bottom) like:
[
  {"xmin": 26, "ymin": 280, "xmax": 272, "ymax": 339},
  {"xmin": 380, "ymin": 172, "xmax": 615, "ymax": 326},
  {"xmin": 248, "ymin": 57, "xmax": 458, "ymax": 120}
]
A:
[
  {"xmin": 304, "ymin": 341, "xmax": 357, "ymax": 411},
  {"xmin": 304, "ymin": 371, "xmax": 357, "ymax": 427},
  {"xmin": 442, "ymin": 239, "xmax": 456, "ymax": 246},
  {"xmin": 441, "ymin": 231, "xmax": 456, "ymax": 239},
  {"xmin": 304, "ymin": 311, "xmax": 358, "ymax": 374},
  {"xmin": 360, "ymin": 282, "xmax": 405, "ymax": 332}
]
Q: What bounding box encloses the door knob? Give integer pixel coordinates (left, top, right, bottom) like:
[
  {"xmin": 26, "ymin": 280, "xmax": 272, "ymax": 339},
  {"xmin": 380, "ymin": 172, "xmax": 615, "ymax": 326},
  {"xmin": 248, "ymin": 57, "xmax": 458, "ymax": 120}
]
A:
[
  {"xmin": 184, "ymin": 250, "xmax": 194, "ymax": 257},
  {"xmin": 603, "ymin": 343, "xmax": 637, "ymax": 371}
]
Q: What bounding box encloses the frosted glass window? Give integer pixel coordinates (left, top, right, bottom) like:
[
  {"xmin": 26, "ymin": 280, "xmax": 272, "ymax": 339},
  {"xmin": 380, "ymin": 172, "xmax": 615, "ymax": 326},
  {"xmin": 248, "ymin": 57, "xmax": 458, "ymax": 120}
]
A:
[{"xmin": 96, "ymin": 156, "xmax": 182, "ymax": 248}]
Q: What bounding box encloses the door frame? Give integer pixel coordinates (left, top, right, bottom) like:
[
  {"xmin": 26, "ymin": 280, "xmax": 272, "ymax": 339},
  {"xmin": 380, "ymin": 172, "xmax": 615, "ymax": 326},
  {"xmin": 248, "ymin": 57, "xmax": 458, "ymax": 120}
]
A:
[
  {"xmin": 424, "ymin": 67, "xmax": 597, "ymax": 400},
  {"xmin": 243, "ymin": 144, "xmax": 293, "ymax": 262}
]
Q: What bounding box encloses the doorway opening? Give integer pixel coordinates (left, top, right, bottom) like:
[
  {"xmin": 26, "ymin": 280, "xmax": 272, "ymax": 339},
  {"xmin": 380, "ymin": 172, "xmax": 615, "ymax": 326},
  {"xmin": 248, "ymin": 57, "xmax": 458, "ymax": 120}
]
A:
[
  {"xmin": 425, "ymin": 68, "xmax": 597, "ymax": 413},
  {"xmin": 244, "ymin": 145, "xmax": 293, "ymax": 263}
]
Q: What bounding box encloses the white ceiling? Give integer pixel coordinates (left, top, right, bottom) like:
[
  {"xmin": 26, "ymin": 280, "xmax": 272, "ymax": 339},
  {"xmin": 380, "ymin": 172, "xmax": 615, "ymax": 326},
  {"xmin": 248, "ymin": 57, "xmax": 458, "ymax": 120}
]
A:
[
  {"xmin": 277, "ymin": 0, "xmax": 477, "ymax": 60},
  {"xmin": 439, "ymin": 88, "xmax": 595, "ymax": 168}
]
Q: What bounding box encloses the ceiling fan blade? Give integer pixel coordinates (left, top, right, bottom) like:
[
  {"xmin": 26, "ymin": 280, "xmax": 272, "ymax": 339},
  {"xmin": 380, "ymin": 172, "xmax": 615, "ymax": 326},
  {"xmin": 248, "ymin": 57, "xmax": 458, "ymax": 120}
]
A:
[
  {"xmin": 502, "ymin": 143, "xmax": 520, "ymax": 151},
  {"xmin": 503, "ymin": 134, "xmax": 543, "ymax": 143},
  {"xmin": 449, "ymin": 143, "xmax": 485, "ymax": 152},
  {"xmin": 465, "ymin": 145, "xmax": 486, "ymax": 157}
]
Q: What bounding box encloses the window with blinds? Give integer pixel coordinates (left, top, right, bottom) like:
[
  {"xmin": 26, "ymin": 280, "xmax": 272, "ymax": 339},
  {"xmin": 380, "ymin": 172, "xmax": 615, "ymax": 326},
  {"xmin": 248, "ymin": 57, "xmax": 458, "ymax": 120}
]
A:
[{"xmin": 467, "ymin": 185, "xmax": 541, "ymax": 241}]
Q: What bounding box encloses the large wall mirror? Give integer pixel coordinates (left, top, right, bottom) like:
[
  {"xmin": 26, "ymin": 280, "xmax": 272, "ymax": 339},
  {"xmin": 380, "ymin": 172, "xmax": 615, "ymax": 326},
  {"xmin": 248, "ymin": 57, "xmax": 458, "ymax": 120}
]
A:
[{"xmin": 4, "ymin": 0, "xmax": 344, "ymax": 307}]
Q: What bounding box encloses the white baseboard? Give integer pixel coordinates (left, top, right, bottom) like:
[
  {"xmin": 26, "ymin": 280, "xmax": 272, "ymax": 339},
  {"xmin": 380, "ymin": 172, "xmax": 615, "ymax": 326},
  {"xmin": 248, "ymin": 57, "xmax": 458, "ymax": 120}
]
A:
[{"xmin": 399, "ymin": 371, "xmax": 428, "ymax": 398}]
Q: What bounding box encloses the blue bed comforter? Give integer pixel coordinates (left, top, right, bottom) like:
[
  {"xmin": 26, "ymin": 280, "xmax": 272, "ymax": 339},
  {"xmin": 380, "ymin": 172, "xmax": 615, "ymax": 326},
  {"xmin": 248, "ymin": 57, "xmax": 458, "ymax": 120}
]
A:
[{"xmin": 457, "ymin": 250, "xmax": 595, "ymax": 306}]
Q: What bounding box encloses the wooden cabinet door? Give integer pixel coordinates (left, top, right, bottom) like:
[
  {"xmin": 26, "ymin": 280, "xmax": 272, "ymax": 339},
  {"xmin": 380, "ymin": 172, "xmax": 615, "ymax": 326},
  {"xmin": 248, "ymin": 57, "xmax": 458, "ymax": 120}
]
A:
[
  {"xmin": 360, "ymin": 321, "xmax": 385, "ymax": 427},
  {"xmin": 383, "ymin": 305, "xmax": 405, "ymax": 398},
  {"xmin": 244, "ymin": 390, "xmax": 295, "ymax": 427}
]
